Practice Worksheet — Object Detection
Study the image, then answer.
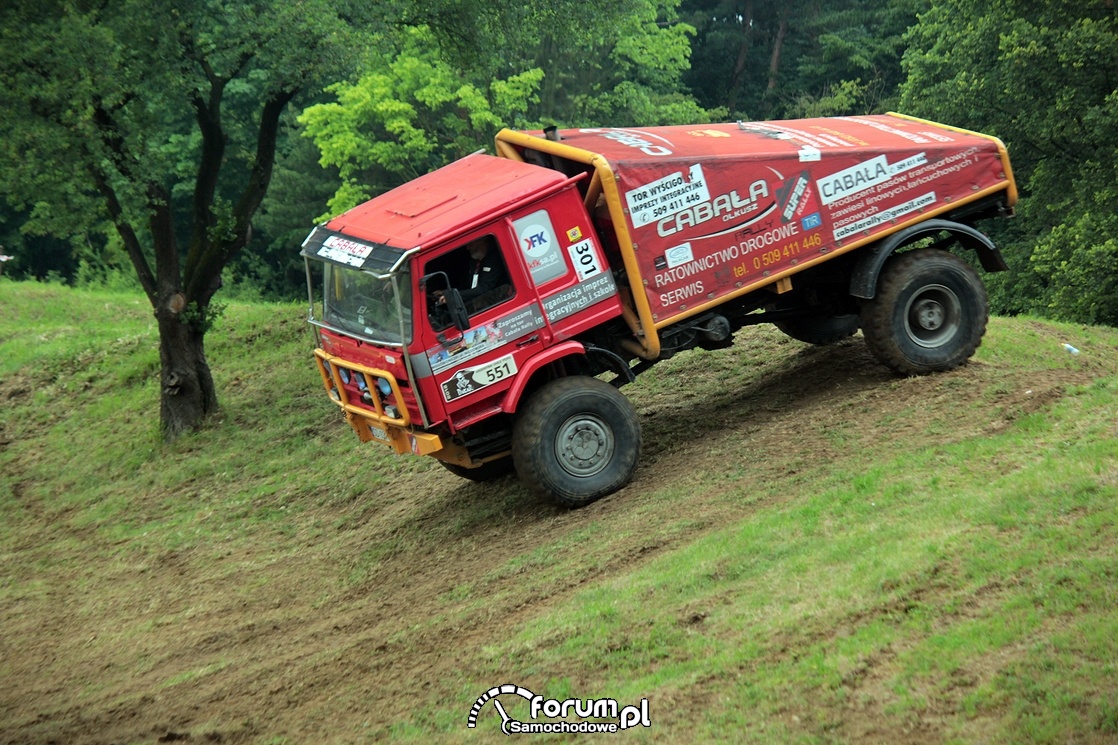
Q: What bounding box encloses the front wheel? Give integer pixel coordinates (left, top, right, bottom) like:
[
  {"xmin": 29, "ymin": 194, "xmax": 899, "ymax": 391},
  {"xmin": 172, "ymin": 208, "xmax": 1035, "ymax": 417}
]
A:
[
  {"xmin": 860, "ymin": 248, "xmax": 988, "ymax": 375},
  {"xmin": 512, "ymin": 377, "xmax": 641, "ymax": 508}
]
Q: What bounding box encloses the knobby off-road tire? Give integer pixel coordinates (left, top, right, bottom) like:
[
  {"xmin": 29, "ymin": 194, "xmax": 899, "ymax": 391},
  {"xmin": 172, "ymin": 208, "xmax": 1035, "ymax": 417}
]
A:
[
  {"xmin": 774, "ymin": 313, "xmax": 860, "ymax": 345},
  {"xmin": 512, "ymin": 377, "xmax": 641, "ymax": 509},
  {"xmin": 860, "ymin": 248, "xmax": 988, "ymax": 375},
  {"xmin": 439, "ymin": 456, "xmax": 515, "ymax": 482}
]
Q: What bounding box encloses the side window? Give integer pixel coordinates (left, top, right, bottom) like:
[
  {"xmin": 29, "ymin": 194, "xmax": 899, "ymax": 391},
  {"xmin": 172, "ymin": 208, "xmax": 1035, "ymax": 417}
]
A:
[{"xmin": 424, "ymin": 235, "xmax": 513, "ymax": 330}]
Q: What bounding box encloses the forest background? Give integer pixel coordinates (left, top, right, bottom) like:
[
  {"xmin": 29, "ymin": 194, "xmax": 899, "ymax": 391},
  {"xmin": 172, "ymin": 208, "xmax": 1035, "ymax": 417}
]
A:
[{"xmin": 2, "ymin": 0, "xmax": 1114, "ymax": 325}]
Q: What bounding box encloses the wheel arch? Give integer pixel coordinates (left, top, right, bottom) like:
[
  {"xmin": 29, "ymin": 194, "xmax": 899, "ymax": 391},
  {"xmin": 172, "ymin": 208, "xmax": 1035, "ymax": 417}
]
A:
[
  {"xmin": 849, "ymin": 219, "xmax": 1007, "ymax": 300},
  {"xmin": 500, "ymin": 341, "xmax": 638, "ymax": 415},
  {"xmin": 499, "ymin": 341, "xmax": 586, "ymax": 415}
]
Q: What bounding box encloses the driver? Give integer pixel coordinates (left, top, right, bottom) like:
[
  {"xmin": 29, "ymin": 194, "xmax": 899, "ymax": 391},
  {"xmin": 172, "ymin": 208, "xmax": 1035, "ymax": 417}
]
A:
[{"xmin": 436, "ymin": 238, "xmax": 508, "ymax": 307}]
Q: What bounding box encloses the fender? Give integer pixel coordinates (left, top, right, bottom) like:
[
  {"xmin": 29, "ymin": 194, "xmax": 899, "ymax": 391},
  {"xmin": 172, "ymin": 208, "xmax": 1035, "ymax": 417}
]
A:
[
  {"xmin": 500, "ymin": 340, "xmax": 586, "ymax": 414},
  {"xmin": 849, "ymin": 219, "xmax": 1008, "ymax": 300}
]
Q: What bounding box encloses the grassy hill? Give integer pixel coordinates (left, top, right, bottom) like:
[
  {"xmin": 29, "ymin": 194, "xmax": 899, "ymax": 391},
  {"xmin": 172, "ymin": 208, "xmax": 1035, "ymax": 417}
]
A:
[{"xmin": 1, "ymin": 278, "xmax": 1116, "ymax": 744}]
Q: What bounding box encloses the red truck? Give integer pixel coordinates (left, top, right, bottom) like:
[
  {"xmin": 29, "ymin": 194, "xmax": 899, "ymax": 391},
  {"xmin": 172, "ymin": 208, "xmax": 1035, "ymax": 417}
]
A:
[{"xmin": 301, "ymin": 113, "xmax": 1017, "ymax": 507}]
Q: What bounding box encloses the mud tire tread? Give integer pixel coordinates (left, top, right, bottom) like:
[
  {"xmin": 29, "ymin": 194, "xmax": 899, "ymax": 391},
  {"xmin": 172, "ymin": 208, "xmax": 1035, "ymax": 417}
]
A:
[
  {"xmin": 512, "ymin": 377, "xmax": 640, "ymax": 509},
  {"xmin": 860, "ymin": 248, "xmax": 988, "ymax": 375}
]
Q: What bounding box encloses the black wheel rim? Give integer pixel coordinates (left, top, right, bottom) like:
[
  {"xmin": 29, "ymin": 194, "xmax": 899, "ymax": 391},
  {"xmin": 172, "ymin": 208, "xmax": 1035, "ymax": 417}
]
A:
[{"xmin": 903, "ymin": 283, "xmax": 961, "ymax": 348}]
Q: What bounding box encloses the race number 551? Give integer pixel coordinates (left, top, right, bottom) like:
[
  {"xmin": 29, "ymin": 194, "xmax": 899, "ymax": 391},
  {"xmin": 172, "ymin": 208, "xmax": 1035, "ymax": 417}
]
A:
[{"xmin": 441, "ymin": 354, "xmax": 519, "ymax": 402}]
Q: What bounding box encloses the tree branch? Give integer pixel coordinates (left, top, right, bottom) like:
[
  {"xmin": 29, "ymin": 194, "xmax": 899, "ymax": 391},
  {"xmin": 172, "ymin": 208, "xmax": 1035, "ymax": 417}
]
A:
[
  {"xmin": 181, "ymin": 80, "xmax": 227, "ymax": 288},
  {"xmin": 88, "ymin": 165, "xmax": 157, "ymax": 304},
  {"xmin": 185, "ymin": 86, "xmax": 298, "ymax": 305},
  {"xmin": 147, "ymin": 182, "xmax": 180, "ymax": 299},
  {"xmin": 727, "ymin": 0, "xmax": 755, "ymax": 112},
  {"xmin": 766, "ymin": 2, "xmax": 791, "ymax": 94},
  {"xmin": 91, "ymin": 97, "xmax": 140, "ymax": 182},
  {"xmin": 233, "ymin": 87, "xmax": 298, "ymax": 232}
]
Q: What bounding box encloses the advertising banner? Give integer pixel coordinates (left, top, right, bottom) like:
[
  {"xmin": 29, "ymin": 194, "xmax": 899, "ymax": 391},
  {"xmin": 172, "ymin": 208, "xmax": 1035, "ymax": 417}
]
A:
[{"xmin": 558, "ymin": 116, "xmax": 1010, "ymax": 322}]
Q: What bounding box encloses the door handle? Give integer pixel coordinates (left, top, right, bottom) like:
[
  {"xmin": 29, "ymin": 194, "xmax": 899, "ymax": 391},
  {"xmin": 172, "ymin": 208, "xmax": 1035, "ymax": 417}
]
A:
[{"xmin": 517, "ymin": 335, "xmax": 539, "ymax": 347}]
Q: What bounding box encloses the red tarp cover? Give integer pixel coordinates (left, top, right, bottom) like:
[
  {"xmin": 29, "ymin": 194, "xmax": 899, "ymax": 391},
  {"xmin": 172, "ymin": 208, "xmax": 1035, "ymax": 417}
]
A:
[{"xmin": 553, "ymin": 114, "xmax": 1012, "ymax": 321}]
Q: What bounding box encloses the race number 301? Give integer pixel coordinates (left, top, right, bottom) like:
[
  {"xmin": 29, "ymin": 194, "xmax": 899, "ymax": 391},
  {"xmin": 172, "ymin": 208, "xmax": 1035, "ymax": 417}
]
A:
[{"xmin": 566, "ymin": 239, "xmax": 602, "ymax": 280}]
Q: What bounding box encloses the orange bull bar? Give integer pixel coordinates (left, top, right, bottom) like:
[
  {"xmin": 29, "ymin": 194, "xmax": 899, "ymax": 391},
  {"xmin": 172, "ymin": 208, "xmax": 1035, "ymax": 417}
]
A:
[{"xmin": 313, "ymin": 349, "xmax": 444, "ymax": 456}]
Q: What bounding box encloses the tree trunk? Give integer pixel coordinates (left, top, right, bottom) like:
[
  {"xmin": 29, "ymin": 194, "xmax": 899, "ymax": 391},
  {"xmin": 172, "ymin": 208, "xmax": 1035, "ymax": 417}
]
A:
[
  {"xmin": 726, "ymin": 0, "xmax": 755, "ymax": 113},
  {"xmin": 156, "ymin": 303, "xmax": 217, "ymax": 440},
  {"xmin": 766, "ymin": 2, "xmax": 791, "ymax": 94}
]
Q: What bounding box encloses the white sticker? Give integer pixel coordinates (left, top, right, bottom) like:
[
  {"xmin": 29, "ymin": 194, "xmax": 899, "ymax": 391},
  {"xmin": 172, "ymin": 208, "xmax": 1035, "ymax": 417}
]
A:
[
  {"xmin": 513, "ymin": 211, "xmax": 567, "ymax": 286},
  {"xmin": 833, "ymin": 192, "xmax": 936, "ymax": 241},
  {"xmin": 441, "ymin": 354, "xmax": 519, "ymax": 402},
  {"xmin": 664, "ymin": 242, "xmax": 694, "ymax": 269},
  {"xmin": 319, "ymin": 234, "xmax": 374, "ymax": 267},
  {"xmin": 625, "ymin": 164, "xmax": 710, "ymax": 228},
  {"xmin": 798, "ymin": 145, "xmax": 821, "ymax": 162},
  {"xmin": 817, "ymin": 153, "xmax": 927, "ymax": 205},
  {"xmin": 566, "ymin": 239, "xmax": 602, "ymax": 280},
  {"xmin": 471, "ymin": 355, "xmax": 518, "ymax": 386}
]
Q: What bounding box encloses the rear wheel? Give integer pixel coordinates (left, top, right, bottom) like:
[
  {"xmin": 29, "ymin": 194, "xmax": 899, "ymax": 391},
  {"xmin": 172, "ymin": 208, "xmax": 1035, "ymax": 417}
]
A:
[
  {"xmin": 860, "ymin": 248, "xmax": 987, "ymax": 374},
  {"xmin": 512, "ymin": 377, "xmax": 641, "ymax": 508}
]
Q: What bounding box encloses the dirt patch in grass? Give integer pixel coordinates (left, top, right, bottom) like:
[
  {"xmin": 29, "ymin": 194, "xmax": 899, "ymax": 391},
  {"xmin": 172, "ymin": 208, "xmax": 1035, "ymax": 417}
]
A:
[{"xmin": 0, "ymin": 328, "xmax": 1110, "ymax": 744}]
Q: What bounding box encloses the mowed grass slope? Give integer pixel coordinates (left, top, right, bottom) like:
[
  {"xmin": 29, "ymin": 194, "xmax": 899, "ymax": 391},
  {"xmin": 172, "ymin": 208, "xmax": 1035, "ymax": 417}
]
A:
[{"xmin": 1, "ymin": 278, "xmax": 1116, "ymax": 744}]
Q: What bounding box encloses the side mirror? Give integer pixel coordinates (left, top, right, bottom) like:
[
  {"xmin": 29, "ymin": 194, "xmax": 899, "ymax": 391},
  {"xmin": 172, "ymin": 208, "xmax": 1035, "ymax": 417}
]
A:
[
  {"xmin": 420, "ymin": 271, "xmax": 471, "ymax": 332},
  {"xmin": 443, "ymin": 287, "xmax": 471, "ymax": 332}
]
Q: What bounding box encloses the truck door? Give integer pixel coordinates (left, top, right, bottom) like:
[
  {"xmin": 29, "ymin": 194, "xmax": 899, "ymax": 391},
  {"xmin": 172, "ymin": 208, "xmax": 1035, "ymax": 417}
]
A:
[
  {"xmin": 415, "ymin": 228, "xmax": 546, "ymax": 427},
  {"xmin": 508, "ymin": 188, "xmax": 621, "ymax": 338}
]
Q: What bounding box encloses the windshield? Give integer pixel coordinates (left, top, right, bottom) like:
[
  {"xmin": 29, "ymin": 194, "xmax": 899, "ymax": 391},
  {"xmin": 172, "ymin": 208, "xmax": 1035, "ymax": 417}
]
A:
[{"xmin": 315, "ymin": 262, "xmax": 412, "ymax": 345}]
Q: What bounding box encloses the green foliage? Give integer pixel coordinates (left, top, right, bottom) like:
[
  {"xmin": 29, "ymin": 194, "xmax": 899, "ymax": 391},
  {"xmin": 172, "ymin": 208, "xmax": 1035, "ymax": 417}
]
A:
[
  {"xmin": 301, "ymin": 1, "xmax": 715, "ymax": 218},
  {"xmin": 300, "ymin": 27, "xmax": 545, "ymax": 216},
  {"xmin": 683, "ymin": 0, "xmax": 925, "ymax": 119},
  {"xmin": 556, "ymin": 0, "xmax": 714, "ymax": 126},
  {"xmin": 0, "ymin": 0, "xmax": 355, "ymax": 240},
  {"xmin": 181, "ymin": 299, "xmax": 227, "ymax": 335},
  {"xmin": 782, "ymin": 78, "xmax": 867, "ymax": 119},
  {"xmin": 900, "ymin": 0, "xmax": 1118, "ymax": 325},
  {"xmin": 1030, "ymin": 212, "xmax": 1118, "ymax": 325}
]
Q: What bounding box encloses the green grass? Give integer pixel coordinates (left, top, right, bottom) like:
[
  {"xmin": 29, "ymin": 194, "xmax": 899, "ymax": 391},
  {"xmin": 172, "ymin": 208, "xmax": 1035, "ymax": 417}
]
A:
[
  {"xmin": 1, "ymin": 277, "xmax": 1116, "ymax": 744},
  {"xmin": 479, "ymin": 418, "xmax": 1117, "ymax": 742}
]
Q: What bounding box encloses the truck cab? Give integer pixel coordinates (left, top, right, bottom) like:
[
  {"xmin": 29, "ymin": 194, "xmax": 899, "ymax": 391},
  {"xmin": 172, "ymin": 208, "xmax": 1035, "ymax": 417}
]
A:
[{"xmin": 302, "ymin": 153, "xmax": 629, "ymax": 499}]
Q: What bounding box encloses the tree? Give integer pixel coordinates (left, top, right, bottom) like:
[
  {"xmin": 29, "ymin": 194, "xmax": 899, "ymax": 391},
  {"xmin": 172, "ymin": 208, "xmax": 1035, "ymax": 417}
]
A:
[
  {"xmin": 0, "ymin": 0, "xmax": 511, "ymax": 438},
  {"xmin": 300, "ymin": 26, "xmax": 546, "ymax": 217},
  {"xmin": 900, "ymin": 0, "xmax": 1118, "ymax": 325},
  {"xmin": 226, "ymin": 128, "xmax": 344, "ymax": 300},
  {"xmin": 302, "ymin": 0, "xmax": 715, "ymax": 219},
  {"xmin": 531, "ymin": 0, "xmax": 713, "ymax": 127},
  {"xmin": 682, "ymin": 0, "xmax": 924, "ymax": 119}
]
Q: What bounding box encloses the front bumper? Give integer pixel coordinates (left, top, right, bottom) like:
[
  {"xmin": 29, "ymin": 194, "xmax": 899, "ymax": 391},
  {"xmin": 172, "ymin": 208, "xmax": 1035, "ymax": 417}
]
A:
[{"xmin": 314, "ymin": 349, "xmax": 446, "ymax": 456}]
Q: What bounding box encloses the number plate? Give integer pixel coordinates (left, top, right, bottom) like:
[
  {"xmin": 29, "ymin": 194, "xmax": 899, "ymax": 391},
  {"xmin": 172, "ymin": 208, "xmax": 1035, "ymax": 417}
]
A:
[{"xmin": 441, "ymin": 354, "xmax": 518, "ymax": 403}]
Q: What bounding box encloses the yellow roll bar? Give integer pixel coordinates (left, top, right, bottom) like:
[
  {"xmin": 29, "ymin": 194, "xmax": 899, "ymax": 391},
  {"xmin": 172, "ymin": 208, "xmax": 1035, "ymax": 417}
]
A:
[{"xmin": 495, "ymin": 129, "xmax": 661, "ymax": 360}]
